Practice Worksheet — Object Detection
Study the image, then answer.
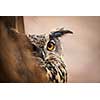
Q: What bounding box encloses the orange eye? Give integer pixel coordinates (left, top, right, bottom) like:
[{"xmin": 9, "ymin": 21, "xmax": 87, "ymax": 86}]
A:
[{"xmin": 47, "ymin": 42, "xmax": 55, "ymax": 51}]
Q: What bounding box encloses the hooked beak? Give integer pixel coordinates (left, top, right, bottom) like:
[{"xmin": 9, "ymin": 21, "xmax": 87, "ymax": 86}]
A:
[
  {"xmin": 32, "ymin": 44, "xmax": 46, "ymax": 61},
  {"xmin": 39, "ymin": 48, "xmax": 46, "ymax": 61}
]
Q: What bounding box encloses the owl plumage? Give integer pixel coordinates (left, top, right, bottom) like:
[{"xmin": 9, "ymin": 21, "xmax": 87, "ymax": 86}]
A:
[{"xmin": 27, "ymin": 28, "xmax": 73, "ymax": 83}]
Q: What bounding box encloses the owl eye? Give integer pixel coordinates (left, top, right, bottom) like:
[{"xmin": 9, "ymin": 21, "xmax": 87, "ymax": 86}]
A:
[{"xmin": 47, "ymin": 41, "xmax": 55, "ymax": 51}]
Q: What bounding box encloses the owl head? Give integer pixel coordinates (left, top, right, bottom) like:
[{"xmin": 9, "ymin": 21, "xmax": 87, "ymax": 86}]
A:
[{"xmin": 28, "ymin": 28, "xmax": 73, "ymax": 82}]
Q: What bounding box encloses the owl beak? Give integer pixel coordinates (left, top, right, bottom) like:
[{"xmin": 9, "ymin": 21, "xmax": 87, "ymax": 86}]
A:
[{"xmin": 39, "ymin": 48, "xmax": 46, "ymax": 61}]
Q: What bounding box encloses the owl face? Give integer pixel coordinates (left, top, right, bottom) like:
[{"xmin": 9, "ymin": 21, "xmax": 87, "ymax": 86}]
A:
[
  {"xmin": 28, "ymin": 28, "xmax": 73, "ymax": 82},
  {"xmin": 28, "ymin": 34, "xmax": 62, "ymax": 60}
]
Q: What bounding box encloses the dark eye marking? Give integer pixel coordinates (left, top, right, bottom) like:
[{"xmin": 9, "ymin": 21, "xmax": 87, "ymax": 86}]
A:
[{"xmin": 32, "ymin": 44, "xmax": 38, "ymax": 51}]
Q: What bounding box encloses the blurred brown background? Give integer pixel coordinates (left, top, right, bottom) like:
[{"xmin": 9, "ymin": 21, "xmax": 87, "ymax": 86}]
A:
[{"xmin": 24, "ymin": 16, "xmax": 100, "ymax": 83}]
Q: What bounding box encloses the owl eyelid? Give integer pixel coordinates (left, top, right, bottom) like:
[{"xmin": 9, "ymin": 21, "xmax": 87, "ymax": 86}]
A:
[{"xmin": 49, "ymin": 40, "xmax": 55, "ymax": 45}]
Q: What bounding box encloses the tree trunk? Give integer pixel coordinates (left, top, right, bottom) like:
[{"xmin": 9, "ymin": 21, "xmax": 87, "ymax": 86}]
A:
[{"xmin": 0, "ymin": 16, "xmax": 48, "ymax": 82}]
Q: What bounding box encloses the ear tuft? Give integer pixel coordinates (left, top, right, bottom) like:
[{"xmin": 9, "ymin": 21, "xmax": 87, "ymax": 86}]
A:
[{"xmin": 51, "ymin": 28, "xmax": 73, "ymax": 37}]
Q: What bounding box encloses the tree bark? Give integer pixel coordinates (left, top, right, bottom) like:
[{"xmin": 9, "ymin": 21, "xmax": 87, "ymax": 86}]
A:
[{"xmin": 0, "ymin": 16, "xmax": 48, "ymax": 82}]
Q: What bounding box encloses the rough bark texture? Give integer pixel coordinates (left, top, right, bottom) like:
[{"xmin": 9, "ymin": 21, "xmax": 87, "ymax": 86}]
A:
[{"xmin": 0, "ymin": 16, "xmax": 48, "ymax": 82}]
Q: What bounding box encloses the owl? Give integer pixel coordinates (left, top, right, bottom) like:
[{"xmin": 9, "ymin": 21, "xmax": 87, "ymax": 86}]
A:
[{"xmin": 27, "ymin": 28, "xmax": 73, "ymax": 83}]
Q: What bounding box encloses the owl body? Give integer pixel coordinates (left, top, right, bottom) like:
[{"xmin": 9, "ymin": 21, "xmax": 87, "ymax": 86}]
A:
[{"xmin": 28, "ymin": 28, "xmax": 73, "ymax": 83}]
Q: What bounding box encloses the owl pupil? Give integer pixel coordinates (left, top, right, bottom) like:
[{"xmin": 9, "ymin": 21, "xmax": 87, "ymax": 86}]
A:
[{"xmin": 48, "ymin": 43, "xmax": 52, "ymax": 48}]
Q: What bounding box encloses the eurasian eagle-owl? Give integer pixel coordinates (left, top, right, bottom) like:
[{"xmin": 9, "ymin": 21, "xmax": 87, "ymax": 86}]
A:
[{"xmin": 27, "ymin": 28, "xmax": 73, "ymax": 83}]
